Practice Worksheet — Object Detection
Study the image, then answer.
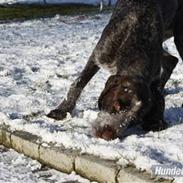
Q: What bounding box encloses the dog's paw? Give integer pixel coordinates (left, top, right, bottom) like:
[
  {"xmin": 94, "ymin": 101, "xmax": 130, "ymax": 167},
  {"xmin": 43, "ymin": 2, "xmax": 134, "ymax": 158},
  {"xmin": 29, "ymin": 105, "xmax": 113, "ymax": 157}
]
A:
[{"xmin": 47, "ymin": 108, "xmax": 67, "ymax": 120}]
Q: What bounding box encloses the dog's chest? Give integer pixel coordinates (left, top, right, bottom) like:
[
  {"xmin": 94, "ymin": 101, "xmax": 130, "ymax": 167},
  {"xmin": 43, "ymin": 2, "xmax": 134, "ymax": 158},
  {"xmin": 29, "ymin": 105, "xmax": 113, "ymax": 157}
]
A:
[{"xmin": 94, "ymin": 55, "xmax": 118, "ymax": 75}]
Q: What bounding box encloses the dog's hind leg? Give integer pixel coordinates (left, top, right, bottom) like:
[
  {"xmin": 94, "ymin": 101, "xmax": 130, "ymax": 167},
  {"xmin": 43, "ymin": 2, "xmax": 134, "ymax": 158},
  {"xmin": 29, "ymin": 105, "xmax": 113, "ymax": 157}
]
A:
[
  {"xmin": 47, "ymin": 57, "xmax": 100, "ymax": 120},
  {"xmin": 174, "ymin": 5, "xmax": 183, "ymax": 61},
  {"xmin": 141, "ymin": 86, "xmax": 167, "ymax": 131},
  {"xmin": 142, "ymin": 52, "xmax": 178, "ymax": 131},
  {"xmin": 158, "ymin": 51, "xmax": 178, "ymax": 91}
]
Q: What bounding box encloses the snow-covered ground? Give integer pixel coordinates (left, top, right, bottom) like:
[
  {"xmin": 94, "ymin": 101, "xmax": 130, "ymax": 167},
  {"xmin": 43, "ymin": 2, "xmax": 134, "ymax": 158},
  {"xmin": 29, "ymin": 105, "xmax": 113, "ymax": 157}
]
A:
[
  {"xmin": 0, "ymin": 13, "xmax": 182, "ymax": 182},
  {"xmin": 0, "ymin": 145, "xmax": 93, "ymax": 183},
  {"xmin": 0, "ymin": 0, "xmax": 117, "ymax": 5}
]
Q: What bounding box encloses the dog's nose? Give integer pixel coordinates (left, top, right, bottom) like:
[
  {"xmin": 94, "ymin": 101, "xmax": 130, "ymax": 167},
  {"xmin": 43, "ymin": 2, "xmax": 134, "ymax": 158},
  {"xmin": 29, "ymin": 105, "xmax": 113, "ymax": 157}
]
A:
[{"xmin": 94, "ymin": 125, "xmax": 116, "ymax": 141}]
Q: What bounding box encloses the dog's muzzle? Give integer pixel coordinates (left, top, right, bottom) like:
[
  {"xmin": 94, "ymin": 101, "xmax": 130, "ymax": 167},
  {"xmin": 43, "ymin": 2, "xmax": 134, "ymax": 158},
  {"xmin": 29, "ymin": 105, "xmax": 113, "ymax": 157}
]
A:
[{"xmin": 92, "ymin": 111, "xmax": 137, "ymax": 141}]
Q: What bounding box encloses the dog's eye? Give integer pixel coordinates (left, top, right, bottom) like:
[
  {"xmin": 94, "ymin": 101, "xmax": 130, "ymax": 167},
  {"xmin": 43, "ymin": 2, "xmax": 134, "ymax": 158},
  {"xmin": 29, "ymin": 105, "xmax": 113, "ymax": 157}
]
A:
[
  {"xmin": 122, "ymin": 87, "xmax": 133, "ymax": 94},
  {"xmin": 124, "ymin": 88, "xmax": 128, "ymax": 92}
]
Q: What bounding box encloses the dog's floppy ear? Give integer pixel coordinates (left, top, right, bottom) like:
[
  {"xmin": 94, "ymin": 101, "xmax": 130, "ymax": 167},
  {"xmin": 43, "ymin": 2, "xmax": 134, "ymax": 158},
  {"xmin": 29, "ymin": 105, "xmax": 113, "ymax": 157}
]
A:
[
  {"xmin": 114, "ymin": 80, "xmax": 152, "ymax": 127},
  {"xmin": 98, "ymin": 75, "xmax": 121, "ymax": 110}
]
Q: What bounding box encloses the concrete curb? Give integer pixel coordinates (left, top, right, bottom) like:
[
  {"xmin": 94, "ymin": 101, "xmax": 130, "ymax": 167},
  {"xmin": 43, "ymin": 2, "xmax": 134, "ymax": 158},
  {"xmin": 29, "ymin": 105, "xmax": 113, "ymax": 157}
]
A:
[{"xmin": 0, "ymin": 125, "xmax": 172, "ymax": 183}]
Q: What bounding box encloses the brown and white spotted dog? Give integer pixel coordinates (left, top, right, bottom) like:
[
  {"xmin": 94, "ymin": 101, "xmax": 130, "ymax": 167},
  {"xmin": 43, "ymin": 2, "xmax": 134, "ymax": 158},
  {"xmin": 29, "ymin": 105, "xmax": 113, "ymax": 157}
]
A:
[{"xmin": 47, "ymin": 0, "xmax": 183, "ymax": 140}]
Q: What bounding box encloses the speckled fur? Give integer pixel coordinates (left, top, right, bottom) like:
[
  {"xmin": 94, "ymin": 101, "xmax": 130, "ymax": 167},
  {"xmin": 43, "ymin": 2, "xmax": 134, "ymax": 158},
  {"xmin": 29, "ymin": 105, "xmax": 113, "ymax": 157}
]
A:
[{"xmin": 47, "ymin": 0, "xmax": 183, "ymax": 139}]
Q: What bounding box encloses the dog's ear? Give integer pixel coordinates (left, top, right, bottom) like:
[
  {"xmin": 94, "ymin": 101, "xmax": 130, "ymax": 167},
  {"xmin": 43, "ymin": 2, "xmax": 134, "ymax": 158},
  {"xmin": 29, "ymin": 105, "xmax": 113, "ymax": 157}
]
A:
[
  {"xmin": 98, "ymin": 75, "xmax": 121, "ymax": 110},
  {"xmin": 99, "ymin": 76, "xmax": 153, "ymax": 117}
]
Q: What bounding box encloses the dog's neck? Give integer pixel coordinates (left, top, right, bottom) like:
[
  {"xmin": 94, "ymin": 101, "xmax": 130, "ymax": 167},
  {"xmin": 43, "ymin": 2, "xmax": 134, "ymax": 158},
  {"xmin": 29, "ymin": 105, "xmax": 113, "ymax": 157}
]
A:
[{"xmin": 116, "ymin": 73, "xmax": 150, "ymax": 86}]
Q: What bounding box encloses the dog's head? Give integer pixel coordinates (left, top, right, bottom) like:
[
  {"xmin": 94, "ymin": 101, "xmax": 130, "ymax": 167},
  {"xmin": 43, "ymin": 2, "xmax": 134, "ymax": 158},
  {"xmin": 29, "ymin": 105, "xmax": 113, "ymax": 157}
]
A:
[{"xmin": 93, "ymin": 75, "xmax": 152, "ymax": 140}]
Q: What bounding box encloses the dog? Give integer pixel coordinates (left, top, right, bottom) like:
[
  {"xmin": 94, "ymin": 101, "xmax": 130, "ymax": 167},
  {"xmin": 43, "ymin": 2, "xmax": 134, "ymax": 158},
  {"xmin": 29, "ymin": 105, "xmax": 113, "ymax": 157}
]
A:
[{"xmin": 47, "ymin": 0, "xmax": 182, "ymax": 140}]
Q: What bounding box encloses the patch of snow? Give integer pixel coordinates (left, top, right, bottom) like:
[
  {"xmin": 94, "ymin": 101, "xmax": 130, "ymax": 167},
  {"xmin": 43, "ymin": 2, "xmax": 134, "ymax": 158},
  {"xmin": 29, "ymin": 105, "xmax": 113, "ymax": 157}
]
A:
[
  {"xmin": 0, "ymin": 14, "xmax": 182, "ymax": 182},
  {"xmin": 0, "ymin": 145, "xmax": 92, "ymax": 183}
]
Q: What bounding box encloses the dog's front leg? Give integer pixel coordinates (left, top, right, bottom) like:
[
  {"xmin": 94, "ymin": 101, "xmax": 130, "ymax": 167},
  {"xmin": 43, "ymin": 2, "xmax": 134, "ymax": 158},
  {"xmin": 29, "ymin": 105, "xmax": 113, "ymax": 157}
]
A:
[{"xmin": 47, "ymin": 58, "xmax": 100, "ymax": 120}]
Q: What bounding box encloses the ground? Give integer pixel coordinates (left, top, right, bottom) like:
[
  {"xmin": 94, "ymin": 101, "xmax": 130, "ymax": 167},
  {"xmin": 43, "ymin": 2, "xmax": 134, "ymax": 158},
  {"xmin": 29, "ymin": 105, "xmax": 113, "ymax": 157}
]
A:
[
  {"xmin": 0, "ymin": 145, "xmax": 93, "ymax": 183},
  {"xmin": 0, "ymin": 13, "xmax": 182, "ymax": 182}
]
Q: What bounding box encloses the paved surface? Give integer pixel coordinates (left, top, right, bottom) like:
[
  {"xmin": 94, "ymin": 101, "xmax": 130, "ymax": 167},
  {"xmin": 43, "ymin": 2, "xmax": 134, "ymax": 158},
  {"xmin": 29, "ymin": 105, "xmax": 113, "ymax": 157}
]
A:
[{"xmin": 0, "ymin": 145, "xmax": 92, "ymax": 183}]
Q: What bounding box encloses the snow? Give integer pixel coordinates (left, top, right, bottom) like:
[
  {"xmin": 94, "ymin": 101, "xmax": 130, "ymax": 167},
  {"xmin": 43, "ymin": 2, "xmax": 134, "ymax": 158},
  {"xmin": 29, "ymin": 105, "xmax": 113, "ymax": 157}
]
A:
[
  {"xmin": 0, "ymin": 145, "xmax": 92, "ymax": 183},
  {"xmin": 0, "ymin": 0, "xmax": 117, "ymax": 5},
  {"xmin": 0, "ymin": 13, "xmax": 182, "ymax": 182}
]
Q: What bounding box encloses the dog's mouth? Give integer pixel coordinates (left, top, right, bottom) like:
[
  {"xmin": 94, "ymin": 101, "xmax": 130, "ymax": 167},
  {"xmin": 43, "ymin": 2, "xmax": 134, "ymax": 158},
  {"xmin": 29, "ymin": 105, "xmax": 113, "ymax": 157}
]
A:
[
  {"xmin": 94, "ymin": 123, "xmax": 117, "ymax": 141},
  {"xmin": 93, "ymin": 97, "xmax": 142, "ymax": 141}
]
